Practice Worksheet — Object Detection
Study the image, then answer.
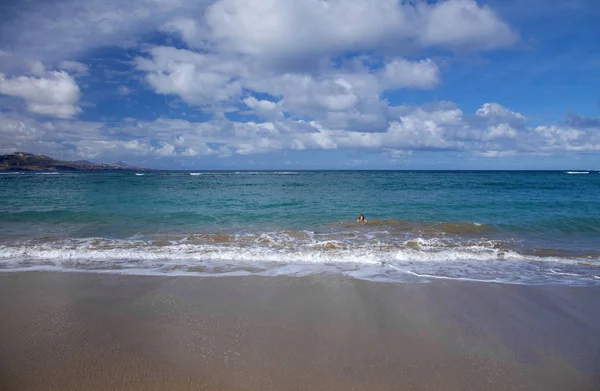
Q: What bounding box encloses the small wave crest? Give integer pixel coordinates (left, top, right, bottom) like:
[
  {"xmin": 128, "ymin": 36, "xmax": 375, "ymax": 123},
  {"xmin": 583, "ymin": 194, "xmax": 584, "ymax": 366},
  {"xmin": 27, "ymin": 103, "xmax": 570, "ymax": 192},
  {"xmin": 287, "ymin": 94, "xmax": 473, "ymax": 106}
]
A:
[{"xmin": 0, "ymin": 233, "xmax": 598, "ymax": 285}]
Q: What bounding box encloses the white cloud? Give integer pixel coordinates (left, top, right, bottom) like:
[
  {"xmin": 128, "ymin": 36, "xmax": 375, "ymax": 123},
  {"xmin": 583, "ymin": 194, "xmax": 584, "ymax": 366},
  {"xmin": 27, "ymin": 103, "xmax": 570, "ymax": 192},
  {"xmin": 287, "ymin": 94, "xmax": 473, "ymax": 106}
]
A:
[
  {"xmin": 0, "ymin": 71, "xmax": 82, "ymax": 118},
  {"xmin": 0, "ymin": 113, "xmax": 104, "ymax": 156},
  {"xmin": 274, "ymin": 74, "xmax": 359, "ymax": 112},
  {"xmin": 1, "ymin": 0, "xmax": 517, "ymax": 76},
  {"xmin": 476, "ymin": 102, "xmax": 524, "ymax": 121},
  {"xmin": 135, "ymin": 44, "xmax": 441, "ymax": 127},
  {"xmin": 420, "ymin": 0, "xmax": 517, "ymax": 50},
  {"xmin": 136, "ymin": 46, "xmax": 244, "ymax": 106},
  {"xmin": 108, "ymin": 103, "xmax": 599, "ymax": 157},
  {"xmin": 324, "ymin": 98, "xmax": 390, "ymax": 133},
  {"xmin": 473, "ymin": 102, "xmax": 526, "ymax": 133},
  {"xmin": 245, "ymin": 71, "xmax": 375, "ymax": 118},
  {"xmin": 485, "ymin": 124, "xmax": 518, "ymax": 140},
  {"xmin": 160, "ymin": 18, "xmax": 205, "ymax": 48},
  {"xmin": 380, "ymin": 58, "xmax": 440, "ymax": 89},
  {"xmin": 28, "ymin": 61, "xmax": 46, "ymax": 76},
  {"xmin": 5, "ymin": 0, "xmax": 577, "ymax": 167},
  {"xmin": 0, "ymin": 0, "xmax": 213, "ymax": 67},
  {"xmin": 134, "ymin": 43, "xmax": 444, "ymax": 129},
  {"xmin": 382, "ymin": 106, "xmax": 464, "ymax": 150},
  {"xmin": 3, "ymin": 102, "xmax": 600, "ymax": 165},
  {"xmin": 243, "ymin": 97, "xmax": 284, "ymax": 120},
  {"xmin": 203, "ymin": 0, "xmax": 515, "ymax": 61},
  {"xmin": 204, "ymin": 0, "xmax": 406, "ymax": 59},
  {"xmin": 532, "ymin": 125, "xmax": 594, "ymax": 152},
  {"xmin": 58, "ymin": 61, "xmax": 89, "ymax": 77},
  {"xmin": 1, "ymin": 0, "xmax": 518, "ymax": 138},
  {"xmin": 474, "ymin": 150, "xmax": 516, "ymax": 158}
]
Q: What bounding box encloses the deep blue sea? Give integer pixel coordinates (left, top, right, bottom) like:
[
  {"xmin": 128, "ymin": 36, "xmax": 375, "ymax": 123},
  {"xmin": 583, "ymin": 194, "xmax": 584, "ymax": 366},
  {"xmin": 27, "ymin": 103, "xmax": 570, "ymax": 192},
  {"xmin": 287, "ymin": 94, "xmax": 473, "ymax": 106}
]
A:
[{"xmin": 1, "ymin": 170, "xmax": 599, "ymax": 285}]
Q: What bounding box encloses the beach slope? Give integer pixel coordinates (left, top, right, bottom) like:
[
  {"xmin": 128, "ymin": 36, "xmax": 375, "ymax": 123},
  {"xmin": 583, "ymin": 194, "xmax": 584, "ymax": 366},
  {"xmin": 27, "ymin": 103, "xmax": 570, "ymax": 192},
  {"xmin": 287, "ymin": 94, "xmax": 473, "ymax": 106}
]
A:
[{"xmin": 0, "ymin": 272, "xmax": 598, "ymax": 390}]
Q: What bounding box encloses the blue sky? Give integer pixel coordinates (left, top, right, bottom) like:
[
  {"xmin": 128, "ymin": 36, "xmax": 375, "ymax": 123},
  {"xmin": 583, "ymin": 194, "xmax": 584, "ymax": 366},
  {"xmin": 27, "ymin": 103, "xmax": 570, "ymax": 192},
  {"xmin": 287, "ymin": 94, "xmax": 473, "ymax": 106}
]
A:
[{"xmin": 0, "ymin": 0, "xmax": 599, "ymax": 169}]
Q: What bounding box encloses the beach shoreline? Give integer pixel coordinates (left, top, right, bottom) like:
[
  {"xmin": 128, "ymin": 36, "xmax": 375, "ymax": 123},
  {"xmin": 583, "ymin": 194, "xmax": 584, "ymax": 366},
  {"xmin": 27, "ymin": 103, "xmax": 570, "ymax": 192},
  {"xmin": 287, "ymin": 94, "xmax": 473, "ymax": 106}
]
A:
[{"xmin": 0, "ymin": 271, "xmax": 598, "ymax": 390}]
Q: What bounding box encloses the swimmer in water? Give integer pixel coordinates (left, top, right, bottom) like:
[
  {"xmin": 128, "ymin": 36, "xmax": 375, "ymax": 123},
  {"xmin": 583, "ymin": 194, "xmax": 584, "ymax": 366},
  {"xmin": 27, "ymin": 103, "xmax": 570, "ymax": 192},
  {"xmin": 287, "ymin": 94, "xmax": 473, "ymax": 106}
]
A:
[{"xmin": 357, "ymin": 214, "xmax": 366, "ymax": 223}]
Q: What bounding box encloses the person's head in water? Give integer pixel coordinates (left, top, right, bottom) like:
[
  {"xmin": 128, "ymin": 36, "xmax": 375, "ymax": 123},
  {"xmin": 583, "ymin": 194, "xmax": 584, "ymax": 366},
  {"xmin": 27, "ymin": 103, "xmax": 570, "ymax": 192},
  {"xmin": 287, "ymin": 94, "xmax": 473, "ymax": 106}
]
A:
[{"xmin": 357, "ymin": 214, "xmax": 365, "ymax": 222}]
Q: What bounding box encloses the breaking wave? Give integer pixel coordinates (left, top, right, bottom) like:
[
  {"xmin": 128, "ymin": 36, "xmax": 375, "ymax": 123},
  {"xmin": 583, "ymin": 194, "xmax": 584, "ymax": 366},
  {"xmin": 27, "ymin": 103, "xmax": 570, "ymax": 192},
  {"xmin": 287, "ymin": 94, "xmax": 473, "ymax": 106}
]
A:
[{"xmin": 0, "ymin": 231, "xmax": 598, "ymax": 285}]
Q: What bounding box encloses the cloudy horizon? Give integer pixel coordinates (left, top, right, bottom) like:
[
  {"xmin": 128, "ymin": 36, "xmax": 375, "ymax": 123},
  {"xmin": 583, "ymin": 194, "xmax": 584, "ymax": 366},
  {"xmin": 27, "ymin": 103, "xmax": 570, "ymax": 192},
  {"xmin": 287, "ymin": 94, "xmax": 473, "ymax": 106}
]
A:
[{"xmin": 0, "ymin": 0, "xmax": 599, "ymax": 169}]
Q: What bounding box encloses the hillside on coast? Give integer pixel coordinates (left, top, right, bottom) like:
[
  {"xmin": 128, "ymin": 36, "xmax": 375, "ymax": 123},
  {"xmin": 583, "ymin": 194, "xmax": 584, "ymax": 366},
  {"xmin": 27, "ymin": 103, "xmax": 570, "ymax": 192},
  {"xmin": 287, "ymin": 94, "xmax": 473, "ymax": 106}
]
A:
[{"xmin": 0, "ymin": 152, "xmax": 148, "ymax": 171}]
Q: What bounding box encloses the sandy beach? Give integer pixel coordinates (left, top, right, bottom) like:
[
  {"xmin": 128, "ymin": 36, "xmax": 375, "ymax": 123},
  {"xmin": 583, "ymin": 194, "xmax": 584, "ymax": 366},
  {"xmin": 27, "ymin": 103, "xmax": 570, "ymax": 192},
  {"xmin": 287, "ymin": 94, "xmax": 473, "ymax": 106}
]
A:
[{"xmin": 0, "ymin": 272, "xmax": 598, "ymax": 391}]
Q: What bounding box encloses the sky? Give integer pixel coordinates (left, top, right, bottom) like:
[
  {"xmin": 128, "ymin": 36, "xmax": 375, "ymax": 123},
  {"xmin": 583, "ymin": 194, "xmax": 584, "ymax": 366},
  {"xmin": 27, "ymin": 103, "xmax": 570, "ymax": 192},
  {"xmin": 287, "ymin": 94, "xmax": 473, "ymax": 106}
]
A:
[{"xmin": 0, "ymin": 0, "xmax": 599, "ymax": 170}]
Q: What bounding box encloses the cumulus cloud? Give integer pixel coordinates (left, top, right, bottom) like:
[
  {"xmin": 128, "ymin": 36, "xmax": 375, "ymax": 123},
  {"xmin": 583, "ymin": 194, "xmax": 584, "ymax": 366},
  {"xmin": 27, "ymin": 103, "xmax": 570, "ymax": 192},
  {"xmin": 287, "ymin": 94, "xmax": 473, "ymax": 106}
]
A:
[
  {"xmin": 124, "ymin": 1, "xmax": 511, "ymax": 127},
  {"xmin": 485, "ymin": 124, "xmax": 518, "ymax": 140},
  {"xmin": 4, "ymin": 102, "xmax": 599, "ymax": 165},
  {"xmin": 255, "ymin": 74, "xmax": 361, "ymax": 114},
  {"xmin": 381, "ymin": 105, "xmax": 465, "ymax": 150},
  {"xmin": 1, "ymin": 0, "xmax": 517, "ymax": 70},
  {"xmin": 0, "ymin": 113, "xmax": 103, "ymax": 156},
  {"xmin": 1, "ymin": 0, "xmax": 517, "ymax": 88},
  {"xmin": 160, "ymin": 18, "xmax": 206, "ymax": 48},
  {"xmin": 204, "ymin": 0, "xmax": 405, "ymax": 59},
  {"xmin": 0, "ymin": 0, "xmax": 213, "ymax": 68},
  {"xmin": 465, "ymin": 102, "xmax": 524, "ymax": 143},
  {"xmin": 476, "ymin": 102, "xmax": 525, "ymax": 122},
  {"xmin": 324, "ymin": 98, "xmax": 391, "ymax": 133},
  {"xmin": 243, "ymin": 97, "xmax": 284, "ymax": 120},
  {"xmin": 420, "ymin": 0, "xmax": 517, "ymax": 50},
  {"xmin": 0, "ymin": 112, "xmax": 223, "ymax": 160},
  {"xmin": 1, "ymin": 0, "xmax": 518, "ymax": 130},
  {"xmin": 203, "ymin": 0, "xmax": 515, "ymax": 61},
  {"xmin": 135, "ymin": 44, "xmax": 440, "ymax": 125},
  {"xmin": 136, "ymin": 46, "xmax": 244, "ymax": 106},
  {"xmin": 58, "ymin": 61, "xmax": 89, "ymax": 77},
  {"xmin": 380, "ymin": 58, "xmax": 440, "ymax": 89},
  {"xmin": 1, "ymin": 0, "xmax": 559, "ymax": 168},
  {"xmin": 28, "ymin": 61, "xmax": 46, "ymax": 76},
  {"xmin": 0, "ymin": 71, "xmax": 82, "ymax": 118},
  {"xmin": 531, "ymin": 125, "xmax": 598, "ymax": 152}
]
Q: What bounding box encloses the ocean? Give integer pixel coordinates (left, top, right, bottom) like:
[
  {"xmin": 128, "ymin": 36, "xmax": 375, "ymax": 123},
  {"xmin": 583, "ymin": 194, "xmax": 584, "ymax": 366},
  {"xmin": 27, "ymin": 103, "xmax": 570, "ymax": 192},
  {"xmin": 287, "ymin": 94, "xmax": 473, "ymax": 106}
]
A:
[{"xmin": 0, "ymin": 170, "xmax": 598, "ymax": 285}]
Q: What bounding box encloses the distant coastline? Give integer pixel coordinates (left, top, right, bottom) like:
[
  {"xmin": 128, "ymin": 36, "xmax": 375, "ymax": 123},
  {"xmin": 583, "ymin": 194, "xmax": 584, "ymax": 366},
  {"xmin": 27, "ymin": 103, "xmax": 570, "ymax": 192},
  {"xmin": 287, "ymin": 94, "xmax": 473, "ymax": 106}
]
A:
[{"xmin": 0, "ymin": 152, "xmax": 150, "ymax": 172}]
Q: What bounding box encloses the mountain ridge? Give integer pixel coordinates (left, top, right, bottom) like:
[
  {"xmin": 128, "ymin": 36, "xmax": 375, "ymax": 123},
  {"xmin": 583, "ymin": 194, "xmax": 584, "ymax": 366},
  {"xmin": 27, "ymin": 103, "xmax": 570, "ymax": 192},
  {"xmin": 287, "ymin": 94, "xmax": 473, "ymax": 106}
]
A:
[{"xmin": 0, "ymin": 152, "xmax": 149, "ymax": 171}]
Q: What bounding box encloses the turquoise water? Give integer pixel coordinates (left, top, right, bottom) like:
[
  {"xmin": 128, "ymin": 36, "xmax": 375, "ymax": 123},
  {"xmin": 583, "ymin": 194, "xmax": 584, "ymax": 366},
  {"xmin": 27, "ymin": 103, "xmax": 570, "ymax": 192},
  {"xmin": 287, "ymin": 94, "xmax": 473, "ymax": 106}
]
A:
[{"xmin": 1, "ymin": 170, "xmax": 599, "ymax": 285}]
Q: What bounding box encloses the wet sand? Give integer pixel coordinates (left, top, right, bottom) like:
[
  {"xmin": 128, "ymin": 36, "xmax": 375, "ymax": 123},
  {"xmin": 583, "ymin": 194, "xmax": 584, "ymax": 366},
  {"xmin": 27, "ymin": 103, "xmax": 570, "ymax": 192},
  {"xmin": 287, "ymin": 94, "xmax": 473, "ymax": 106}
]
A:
[{"xmin": 0, "ymin": 272, "xmax": 598, "ymax": 391}]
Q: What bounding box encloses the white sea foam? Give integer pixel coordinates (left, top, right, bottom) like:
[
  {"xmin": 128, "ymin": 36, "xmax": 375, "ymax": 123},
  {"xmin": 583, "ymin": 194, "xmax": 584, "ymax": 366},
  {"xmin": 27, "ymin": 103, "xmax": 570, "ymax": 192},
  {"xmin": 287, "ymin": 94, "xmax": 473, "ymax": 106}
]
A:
[
  {"xmin": 566, "ymin": 171, "xmax": 589, "ymax": 174},
  {"xmin": 0, "ymin": 238, "xmax": 589, "ymax": 266},
  {"xmin": 0, "ymin": 236, "xmax": 597, "ymax": 285},
  {"xmin": 549, "ymin": 269, "xmax": 582, "ymax": 277},
  {"xmin": 135, "ymin": 173, "xmax": 145, "ymax": 176},
  {"xmin": 190, "ymin": 173, "xmax": 203, "ymax": 176},
  {"xmin": 400, "ymin": 269, "xmax": 500, "ymax": 283}
]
